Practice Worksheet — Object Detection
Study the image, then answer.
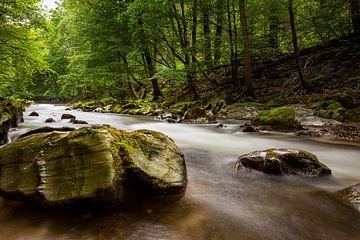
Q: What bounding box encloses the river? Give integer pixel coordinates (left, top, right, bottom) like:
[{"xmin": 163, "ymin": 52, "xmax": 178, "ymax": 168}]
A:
[{"xmin": 1, "ymin": 104, "xmax": 360, "ymax": 240}]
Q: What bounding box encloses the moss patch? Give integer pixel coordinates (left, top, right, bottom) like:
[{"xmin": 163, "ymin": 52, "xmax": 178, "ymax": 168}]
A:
[{"xmin": 253, "ymin": 107, "xmax": 300, "ymax": 130}]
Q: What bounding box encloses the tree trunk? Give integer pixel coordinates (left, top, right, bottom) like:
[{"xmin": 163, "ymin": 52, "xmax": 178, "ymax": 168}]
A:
[
  {"xmin": 268, "ymin": 4, "xmax": 280, "ymax": 54},
  {"xmin": 139, "ymin": 19, "xmax": 162, "ymax": 100},
  {"xmin": 202, "ymin": 1, "xmax": 212, "ymax": 64},
  {"xmin": 214, "ymin": 0, "xmax": 224, "ymax": 65},
  {"xmin": 227, "ymin": 0, "xmax": 238, "ymax": 86},
  {"xmin": 288, "ymin": 0, "xmax": 306, "ymax": 90},
  {"xmin": 191, "ymin": 0, "xmax": 198, "ymax": 63},
  {"xmin": 350, "ymin": 0, "xmax": 360, "ymax": 35},
  {"xmin": 239, "ymin": 0, "xmax": 254, "ymax": 98}
]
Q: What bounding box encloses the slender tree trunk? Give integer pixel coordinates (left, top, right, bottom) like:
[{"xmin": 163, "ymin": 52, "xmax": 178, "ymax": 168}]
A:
[
  {"xmin": 192, "ymin": 0, "xmax": 198, "ymax": 63},
  {"xmin": 288, "ymin": 0, "xmax": 306, "ymax": 90},
  {"xmin": 139, "ymin": 19, "xmax": 162, "ymax": 100},
  {"xmin": 350, "ymin": 0, "xmax": 360, "ymax": 35},
  {"xmin": 227, "ymin": 0, "xmax": 238, "ymax": 86},
  {"xmin": 202, "ymin": 1, "xmax": 212, "ymax": 64},
  {"xmin": 239, "ymin": 0, "xmax": 254, "ymax": 98},
  {"xmin": 268, "ymin": 5, "xmax": 279, "ymax": 54},
  {"xmin": 214, "ymin": 0, "xmax": 224, "ymax": 65},
  {"xmin": 180, "ymin": 0, "xmax": 190, "ymax": 65}
]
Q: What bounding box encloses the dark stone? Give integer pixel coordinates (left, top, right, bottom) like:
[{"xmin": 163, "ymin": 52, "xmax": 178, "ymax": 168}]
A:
[
  {"xmin": 61, "ymin": 114, "xmax": 76, "ymax": 120},
  {"xmin": 235, "ymin": 148, "xmax": 331, "ymax": 177},
  {"xmin": 243, "ymin": 125, "xmax": 257, "ymax": 132},
  {"xmin": 29, "ymin": 112, "xmax": 39, "ymax": 117},
  {"xmin": 45, "ymin": 118, "xmax": 56, "ymax": 123},
  {"xmin": 70, "ymin": 119, "xmax": 88, "ymax": 124}
]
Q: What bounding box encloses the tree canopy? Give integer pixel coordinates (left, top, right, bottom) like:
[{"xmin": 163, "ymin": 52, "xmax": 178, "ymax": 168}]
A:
[{"xmin": 0, "ymin": 0, "xmax": 358, "ymax": 101}]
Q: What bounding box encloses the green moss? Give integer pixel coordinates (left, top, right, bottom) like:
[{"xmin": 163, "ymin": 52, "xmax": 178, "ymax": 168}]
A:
[{"xmin": 253, "ymin": 107, "xmax": 299, "ymax": 130}]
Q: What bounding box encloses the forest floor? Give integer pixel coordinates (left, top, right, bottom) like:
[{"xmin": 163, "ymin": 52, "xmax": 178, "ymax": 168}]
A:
[{"xmin": 192, "ymin": 34, "xmax": 360, "ymax": 105}]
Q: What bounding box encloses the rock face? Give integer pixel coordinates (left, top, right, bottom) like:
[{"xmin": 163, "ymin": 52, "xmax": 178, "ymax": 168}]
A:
[
  {"xmin": 253, "ymin": 107, "xmax": 300, "ymax": 131},
  {"xmin": 335, "ymin": 184, "xmax": 360, "ymax": 211},
  {"xmin": 235, "ymin": 149, "xmax": 331, "ymax": 177},
  {"xmin": 0, "ymin": 126, "xmax": 187, "ymax": 205}
]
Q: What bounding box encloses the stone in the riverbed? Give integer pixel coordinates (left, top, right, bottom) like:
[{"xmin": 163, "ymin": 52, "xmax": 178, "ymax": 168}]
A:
[
  {"xmin": 61, "ymin": 114, "xmax": 76, "ymax": 120},
  {"xmin": 242, "ymin": 125, "xmax": 257, "ymax": 132},
  {"xmin": 335, "ymin": 184, "xmax": 360, "ymax": 211},
  {"xmin": 235, "ymin": 149, "xmax": 331, "ymax": 177},
  {"xmin": 29, "ymin": 111, "xmax": 39, "ymax": 117},
  {"xmin": 70, "ymin": 119, "xmax": 88, "ymax": 124},
  {"xmin": 0, "ymin": 126, "xmax": 187, "ymax": 205},
  {"xmin": 45, "ymin": 118, "xmax": 56, "ymax": 123}
]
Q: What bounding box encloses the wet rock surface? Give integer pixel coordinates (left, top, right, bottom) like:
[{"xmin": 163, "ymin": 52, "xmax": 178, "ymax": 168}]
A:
[
  {"xmin": 235, "ymin": 148, "xmax": 331, "ymax": 177},
  {"xmin": 335, "ymin": 184, "xmax": 360, "ymax": 211}
]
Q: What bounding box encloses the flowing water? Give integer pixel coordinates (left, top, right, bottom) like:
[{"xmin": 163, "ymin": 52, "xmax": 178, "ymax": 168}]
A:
[{"xmin": 1, "ymin": 104, "xmax": 360, "ymax": 240}]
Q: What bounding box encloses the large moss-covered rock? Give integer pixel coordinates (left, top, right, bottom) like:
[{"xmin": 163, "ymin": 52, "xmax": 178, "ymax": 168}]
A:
[
  {"xmin": 235, "ymin": 149, "xmax": 331, "ymax": 177},
  {"xmin": 0, "ymin": 126, "xmax": 187, "ymax": 205},
  {"xmin": 252, "ymin": 107, "xmax": 300, "ymax": 130},
  {"xmin": 0, "ymin": 99, "xmax": 24, "ymax": 145},
  {"xmin": 335, "ymin": 184, "xmax": 360, "ymax": 211}
]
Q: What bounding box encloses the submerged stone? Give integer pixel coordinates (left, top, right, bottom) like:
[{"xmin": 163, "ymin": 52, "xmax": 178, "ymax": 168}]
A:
[
  {"xmin": 0, "ymin": 126, "xmax": 187, "ymax": 206},
  {"xmin": 235, "ymin": 148, "xmax": 331, "ymax": 177}
]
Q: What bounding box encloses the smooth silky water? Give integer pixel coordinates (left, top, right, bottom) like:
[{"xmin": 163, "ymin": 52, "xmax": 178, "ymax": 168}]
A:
[{"xmin": 1, "ymin": 104, "xmax": 360, "ymax": 240}]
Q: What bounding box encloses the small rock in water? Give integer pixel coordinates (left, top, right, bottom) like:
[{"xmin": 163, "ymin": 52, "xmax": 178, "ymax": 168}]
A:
[
  {"xmin": 45, "ymin": 118, "xmax": 56, "ymax": 123},
  {"xmin": 242, "ymin": 125, "xmax": 257, "ymax": 132},
  {"xmin": 71, "ymin": 119, "xmax": 88, "ymax": 124},
  {"xmin": 235, "ymin": 148, "xmax": 331, "ymax": 177},
  {"xmin": 29, "ymin": 112, "xmax": 39, "ymax": 117},
  {"xmin": 61, "ymin": 114, "xmax": 76, "ymax": 120}
]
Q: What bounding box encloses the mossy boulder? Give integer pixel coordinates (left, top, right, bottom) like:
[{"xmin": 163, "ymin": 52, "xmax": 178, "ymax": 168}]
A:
[
  {"xmin": 335, "ymin": 184, "xmax": 360, "ymax": 211},
  {"xmin": 252, "ymin": 107, "xmax": 300, "ymax": 130},
  {"xmin": 324, "ymin": 93, "xmax": 354, "ymax": 109},
  {"xmin": 235, "ymin": 149, "xmax": 331, "ymax": 177},
  {"xmin": 0, "ymin": 126, "xmax": 187, "ymax": 206}
]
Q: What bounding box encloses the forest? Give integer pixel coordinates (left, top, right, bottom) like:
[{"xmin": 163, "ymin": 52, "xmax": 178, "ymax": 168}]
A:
[
  {"xmin": 0, "ymin": 0, "xmax": 360, "ymax": 239},
  {"xmin": 1, "ymin": 0, "xmax": 359, "ymax": 102}
]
